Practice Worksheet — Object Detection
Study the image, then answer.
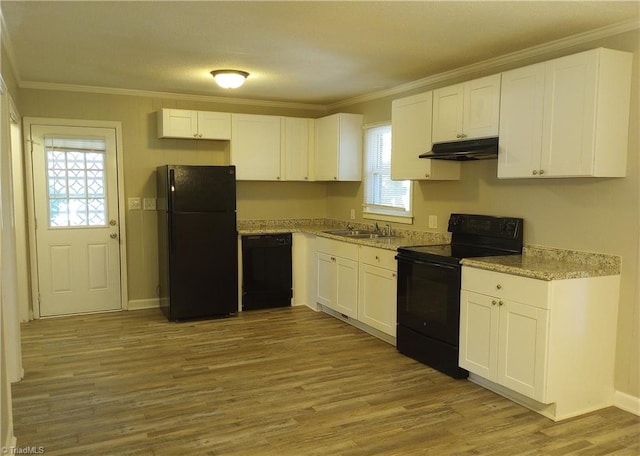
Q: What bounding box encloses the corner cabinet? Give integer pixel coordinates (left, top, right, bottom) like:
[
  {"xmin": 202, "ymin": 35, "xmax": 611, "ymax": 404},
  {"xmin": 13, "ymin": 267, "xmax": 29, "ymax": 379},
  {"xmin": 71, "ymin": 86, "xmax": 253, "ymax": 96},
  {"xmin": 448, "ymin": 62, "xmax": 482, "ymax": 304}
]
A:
[
  {"xmin": 498, "ymin": 48, "xmax": 632, "ymax": 178},
  {"xmin": 432, "ymin": 74, "xmax": 501, "ymax": 143},
  {"xmin": 314, "ymin": 113, "xmax": 363, "ymax": 181},
  {"xmin": 391, "ymin": 92, "xmax": 460, "ymax": 180},
  {"xmin": 157, "ymin": 108, "xmax": 231, "ymax": 140},
  {"xmin": 231, "ymin": 114, "xmax": 282, "ymax": 181},
  {"xmin": 460, "ymin": 266, "xmax": 620, "ymax": 421}
]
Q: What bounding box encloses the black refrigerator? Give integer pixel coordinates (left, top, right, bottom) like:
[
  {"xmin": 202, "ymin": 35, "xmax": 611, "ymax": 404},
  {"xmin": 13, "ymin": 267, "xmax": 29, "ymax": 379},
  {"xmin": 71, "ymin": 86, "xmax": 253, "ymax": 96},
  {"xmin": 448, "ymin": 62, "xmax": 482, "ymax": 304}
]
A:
[{"xmin": 157, "ymin": 165, "xmax": 238, "ymax": 321}]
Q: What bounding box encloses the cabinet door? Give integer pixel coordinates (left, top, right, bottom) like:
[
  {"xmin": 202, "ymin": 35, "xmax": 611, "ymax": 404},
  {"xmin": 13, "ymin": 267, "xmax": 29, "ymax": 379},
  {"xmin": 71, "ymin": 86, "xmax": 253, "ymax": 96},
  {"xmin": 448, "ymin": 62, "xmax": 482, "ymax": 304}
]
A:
[
  {"xmin": 314, "ymin": 114, "xmax": 340, "ymax": 180},
  {"xmin": 335, "ymin": 257, "xmax": 358, "ymax": 319},
  {"xmin": 231, "ymin": 114, "xmax": 282, "ymax": 181},
  {"xmin": 391, "ymin": 92, "xmax": 460, "ymax": 181},
  {"xmin": 358, "ymin": 263, "xmax": 397, "ymax": 336},
  {"xmin": 464, "ymin": 74, "xmax": 501, "ymax": 139},
  {"xmin": 541, "ymin": 51, "xmax": 598, "ymax": 177},
  {"xmin": 432, "ymin": 84, "xmax": 464, "ymax": 143},
  {"xmin": 316, "ymin": 252, "xmax": 337, "ymax": 309},
  {"xmin": 459, "ymin": 290, "xmax": 499, "ymax": 381},
  {"xmin": 498, "ymin": 63, "xmax": 546, "ymax": 178},
  {"xmin": 283, "ymin": 117, "xmax": 312, "ymax": 181},
  {"xmin": 158, "ymin": 108, "xmax": 197, "ymax": 138},
  {"xmin": 498, "ymin": 300, "xmax": 549, "ymax": 402},
  {"xmin": 197, "ymin": 111, "xmax": 232, "ymax": 140}
]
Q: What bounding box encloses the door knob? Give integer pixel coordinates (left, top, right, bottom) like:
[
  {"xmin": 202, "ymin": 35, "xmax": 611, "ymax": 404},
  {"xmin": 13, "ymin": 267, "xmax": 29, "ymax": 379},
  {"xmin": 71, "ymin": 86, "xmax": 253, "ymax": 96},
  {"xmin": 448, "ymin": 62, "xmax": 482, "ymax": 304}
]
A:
[{"xmin": 110, "ymin": 233, "xmax": 118, "ymax": 239}]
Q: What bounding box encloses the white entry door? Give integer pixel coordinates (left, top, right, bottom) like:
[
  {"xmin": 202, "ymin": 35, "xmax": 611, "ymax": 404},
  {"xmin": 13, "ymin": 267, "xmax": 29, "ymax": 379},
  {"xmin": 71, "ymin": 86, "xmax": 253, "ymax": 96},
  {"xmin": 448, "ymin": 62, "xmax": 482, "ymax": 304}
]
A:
[{"xmin": 30, "ymin": 124, "xmax": 122, "ymax": 316}]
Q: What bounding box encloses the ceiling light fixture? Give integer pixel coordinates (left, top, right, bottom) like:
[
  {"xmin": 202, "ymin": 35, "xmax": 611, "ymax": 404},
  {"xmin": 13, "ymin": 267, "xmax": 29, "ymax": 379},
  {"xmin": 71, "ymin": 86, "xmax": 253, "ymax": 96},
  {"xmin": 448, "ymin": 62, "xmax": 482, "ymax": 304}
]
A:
[{"xmin": 210, "ymin": 70, "xmax": 249, "ymax": 89}]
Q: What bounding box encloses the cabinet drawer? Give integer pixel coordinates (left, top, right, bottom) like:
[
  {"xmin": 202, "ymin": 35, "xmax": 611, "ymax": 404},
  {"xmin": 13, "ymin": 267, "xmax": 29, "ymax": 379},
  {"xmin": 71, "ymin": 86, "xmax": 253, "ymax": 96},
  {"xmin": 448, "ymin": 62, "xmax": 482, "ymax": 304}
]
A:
[
  {"xmin": 359, "ymin": 246, "xmax": 397, "ymax": 271},
  {"xmin": 316, "ymin": 236, "xmax": 359, "ymax": 260},
  {"xmin": 462, "ymin": 267, "xmax": 550, "ymax": 309}
]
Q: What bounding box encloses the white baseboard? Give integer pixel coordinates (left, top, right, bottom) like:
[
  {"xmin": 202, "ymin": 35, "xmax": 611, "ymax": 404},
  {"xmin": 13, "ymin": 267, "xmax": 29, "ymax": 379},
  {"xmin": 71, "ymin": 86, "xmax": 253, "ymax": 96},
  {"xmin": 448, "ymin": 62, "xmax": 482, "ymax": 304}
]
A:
[
  {"xmin": 127, "ymin": 298, "xmax": 161, "ymax": 310},
  {"xmin": 614, "ymin": 390, "xmax": 640, "ymax": 416}
]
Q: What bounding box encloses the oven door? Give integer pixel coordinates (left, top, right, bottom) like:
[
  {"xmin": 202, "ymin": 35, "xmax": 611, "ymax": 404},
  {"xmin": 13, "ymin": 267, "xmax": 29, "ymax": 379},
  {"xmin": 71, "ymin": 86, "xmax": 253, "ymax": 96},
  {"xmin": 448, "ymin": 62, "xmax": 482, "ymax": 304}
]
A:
[{"xmin": 396, "ymin": 255, "xmax": 461, "ymax": 346}]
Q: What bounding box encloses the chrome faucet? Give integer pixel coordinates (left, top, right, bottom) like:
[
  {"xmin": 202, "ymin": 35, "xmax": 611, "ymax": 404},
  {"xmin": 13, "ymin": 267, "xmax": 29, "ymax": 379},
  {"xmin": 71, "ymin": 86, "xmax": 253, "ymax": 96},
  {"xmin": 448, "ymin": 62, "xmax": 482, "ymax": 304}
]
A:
[
  {"xmin": 385, "ymin": 223, "xmax": 392, "ymax": 236},
  {"xmin": 346, "ymin": 223, "xmax": 354, "ymax": 231},
  {"xmin": 374, "ymin": 222, "xmax": 380, "ymax": 233}
]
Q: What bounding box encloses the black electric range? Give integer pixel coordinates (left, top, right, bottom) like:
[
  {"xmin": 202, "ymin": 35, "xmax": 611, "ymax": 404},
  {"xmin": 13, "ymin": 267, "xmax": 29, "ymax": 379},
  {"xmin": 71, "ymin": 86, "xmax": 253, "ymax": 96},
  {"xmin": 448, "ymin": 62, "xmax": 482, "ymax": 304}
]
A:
[{"xmin": 395, "ymin": 213, "xmax": 524, "ymax": 379}]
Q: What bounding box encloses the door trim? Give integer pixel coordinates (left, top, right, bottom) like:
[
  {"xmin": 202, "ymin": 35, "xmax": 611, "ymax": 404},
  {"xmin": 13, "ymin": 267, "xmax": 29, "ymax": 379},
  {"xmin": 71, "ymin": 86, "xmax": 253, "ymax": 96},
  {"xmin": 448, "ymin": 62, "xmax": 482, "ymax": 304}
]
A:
[{"xmin": 23, "ymin": 117, "xmax": 128, "ymax": 318}]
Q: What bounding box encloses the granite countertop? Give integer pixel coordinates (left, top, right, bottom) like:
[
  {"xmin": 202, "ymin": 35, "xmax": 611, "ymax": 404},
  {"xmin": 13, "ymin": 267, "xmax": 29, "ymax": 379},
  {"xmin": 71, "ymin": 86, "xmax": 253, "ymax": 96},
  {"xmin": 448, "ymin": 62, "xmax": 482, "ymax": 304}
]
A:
[
  {"xmin": 461, "ymin": 245, "xmax": 621, "ymax": 281},
  {"xmin": 237, "ymin": 218, "xmax": 448, "ymax": 251},
  {"xmin": 238, "ymin": 219, "xmax": 621, "ymax": 280}
]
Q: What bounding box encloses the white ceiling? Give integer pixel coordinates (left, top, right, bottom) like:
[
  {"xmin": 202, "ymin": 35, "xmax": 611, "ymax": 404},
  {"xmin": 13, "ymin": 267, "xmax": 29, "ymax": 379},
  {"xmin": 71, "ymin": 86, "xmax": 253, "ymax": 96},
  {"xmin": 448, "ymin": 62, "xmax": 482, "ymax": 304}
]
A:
[{"xmin": 1, "ymin": 1, "xmax": 638, "ymax": 108}]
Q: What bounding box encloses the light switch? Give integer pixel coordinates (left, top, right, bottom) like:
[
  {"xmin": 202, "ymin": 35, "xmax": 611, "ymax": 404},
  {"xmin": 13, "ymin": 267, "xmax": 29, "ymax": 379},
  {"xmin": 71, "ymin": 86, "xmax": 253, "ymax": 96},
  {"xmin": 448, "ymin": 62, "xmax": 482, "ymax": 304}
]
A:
[
  {"xmin": 143, "ymin": 198, "xmax": 157, "ymax": 210},
  {"xmin": 128, "ymin": 197, "xmax": 141, "ymax": 210},
  {"xmin": 428, "ymin": 215, "xmax": 438, "ymax": 229}
]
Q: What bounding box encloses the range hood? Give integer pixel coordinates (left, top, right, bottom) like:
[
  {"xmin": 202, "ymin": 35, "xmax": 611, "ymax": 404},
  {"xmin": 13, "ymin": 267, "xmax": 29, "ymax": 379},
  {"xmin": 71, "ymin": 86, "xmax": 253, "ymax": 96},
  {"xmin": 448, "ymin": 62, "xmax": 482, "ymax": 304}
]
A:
[{"xmin": 419, "ymin": 137, "xmax": 499, "ymax": 161}]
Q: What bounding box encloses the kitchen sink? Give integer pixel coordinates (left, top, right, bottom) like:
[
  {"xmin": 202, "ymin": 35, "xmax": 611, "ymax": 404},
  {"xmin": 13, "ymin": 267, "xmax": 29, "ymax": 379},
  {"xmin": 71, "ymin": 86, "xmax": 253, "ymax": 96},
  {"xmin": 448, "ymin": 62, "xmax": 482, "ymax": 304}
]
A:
[{"xmin": 323, "ymin": 229, "xmax": 399, "ymax": 240}]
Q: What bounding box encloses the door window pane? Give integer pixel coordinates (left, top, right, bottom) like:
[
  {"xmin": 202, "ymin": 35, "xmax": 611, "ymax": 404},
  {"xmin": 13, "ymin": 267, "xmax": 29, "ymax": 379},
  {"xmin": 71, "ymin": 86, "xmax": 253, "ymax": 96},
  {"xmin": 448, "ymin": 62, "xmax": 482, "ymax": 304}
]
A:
[{"xmin": 45, "ymin": 137, "xmax": 107, "ymax": 227}]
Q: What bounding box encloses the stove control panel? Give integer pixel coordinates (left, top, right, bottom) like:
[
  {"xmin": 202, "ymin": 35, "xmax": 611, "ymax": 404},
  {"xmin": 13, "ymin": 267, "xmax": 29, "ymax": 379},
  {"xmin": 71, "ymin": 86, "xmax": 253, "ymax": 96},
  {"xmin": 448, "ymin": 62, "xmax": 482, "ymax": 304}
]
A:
[{"xmin": 448, "ymin": 214, "xmax": 523, "ymax": 241}]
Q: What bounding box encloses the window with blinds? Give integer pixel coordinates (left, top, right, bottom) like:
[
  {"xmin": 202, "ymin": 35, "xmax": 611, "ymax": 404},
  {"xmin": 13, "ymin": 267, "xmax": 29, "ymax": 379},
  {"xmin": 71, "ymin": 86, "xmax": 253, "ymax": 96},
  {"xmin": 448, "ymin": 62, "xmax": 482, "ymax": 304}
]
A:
[{"xmin": 363, "ymin": 124, "xmax": 412, "ymax": 221}]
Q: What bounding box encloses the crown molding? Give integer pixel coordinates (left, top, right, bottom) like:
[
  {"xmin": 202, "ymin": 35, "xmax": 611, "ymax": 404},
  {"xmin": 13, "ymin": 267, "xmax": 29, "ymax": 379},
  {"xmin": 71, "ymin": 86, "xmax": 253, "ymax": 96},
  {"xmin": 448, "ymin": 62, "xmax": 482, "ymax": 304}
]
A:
[
  {"xmin": 17, "ymin": 81, "xmax": 328, "ymax": 112},
  {"xmin": 328, "ymin": 18, "xmax": 640, "ymax": 110},
  {"xmin": 9, "ymin": 18, "xmax": 639, "ymax": 113}
]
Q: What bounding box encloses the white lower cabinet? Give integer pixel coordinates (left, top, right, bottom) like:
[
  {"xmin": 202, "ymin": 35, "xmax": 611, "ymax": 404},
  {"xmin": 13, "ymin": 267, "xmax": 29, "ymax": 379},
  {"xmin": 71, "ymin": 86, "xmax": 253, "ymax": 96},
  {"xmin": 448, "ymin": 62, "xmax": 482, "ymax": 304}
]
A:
[
  {"xmin": 316, "ymin": 238, "xmax": 358, "ymax": 319},
  {"xmin": 460, "ymin": 266, "xmax": 620, "ymax": 421},
  {"xmin": 357, "ymin": 246, "xmax": 397, "ymax": 337},
  {"xmin": 316, "ymin": 238, "xmax": 398, "ymax": 339},
  {"xmin": 460, "ymin": 289, "xmax": 549, "ymax": 402}
]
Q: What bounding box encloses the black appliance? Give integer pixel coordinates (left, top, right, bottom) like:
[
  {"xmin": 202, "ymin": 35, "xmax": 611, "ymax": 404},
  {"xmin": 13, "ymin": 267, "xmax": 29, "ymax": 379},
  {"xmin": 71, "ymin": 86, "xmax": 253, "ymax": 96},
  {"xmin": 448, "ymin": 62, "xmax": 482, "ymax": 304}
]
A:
[
  {"xmin": 419, "ymin": 137, "xmax": 499, "ymax": 161},
  {"xmin": 157, "ymin": 165, "xmax": 238, "ymax": 321},
  {"xmin": 396, "ymin": 213, "xmax": 523, "ymax": 379},
  {"xmin": 241, "ymin": 233, "xmax": 293, "ymax": 310}
]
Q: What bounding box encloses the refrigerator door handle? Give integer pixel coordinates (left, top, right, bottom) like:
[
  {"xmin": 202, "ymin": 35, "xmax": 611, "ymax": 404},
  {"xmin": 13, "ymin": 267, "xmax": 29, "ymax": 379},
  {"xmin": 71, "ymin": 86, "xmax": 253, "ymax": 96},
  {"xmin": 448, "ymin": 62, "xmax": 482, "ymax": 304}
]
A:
[{"xmin": 168, "ymin": 168, "xmax": 176, "ymax": 212}]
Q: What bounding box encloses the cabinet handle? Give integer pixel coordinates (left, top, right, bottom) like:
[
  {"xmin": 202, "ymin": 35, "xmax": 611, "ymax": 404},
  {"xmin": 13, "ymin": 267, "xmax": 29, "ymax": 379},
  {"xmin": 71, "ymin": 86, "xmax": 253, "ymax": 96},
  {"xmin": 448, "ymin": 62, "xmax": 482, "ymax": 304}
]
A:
[
  {"xmin": 375, "ymin": 255, "xmax": 380, "ymax": 261},
  {"xmin": 331, "ymin": 257, "xmax": 336, "ymax": 262},
  {"xmin": 539, "ymin": 169, "xmax": 545, "ymax": 175},
  {"xmin": 424, "ymin": 173, "xmax": 430, "ymax": 179},
  {"xmin": 198, "ymin": 133, "xmax": 203, "ymax": 138},
  {"xmin": 456, "ymin": 133, "xmax": 467, "ymax": 139},
  {"xmin": 277, "ymin": 176, "xmax": 281, "ymax": 180},
  {"xmin": 193, "ymin": 133, "xmax": 198, "ymax": 138},
  {"xmin": 304, "ymin": 176, "xmax": 308, "ymax": 180},
  {"xmin": 498, "ymin": 300, "xmax": 504, "ymax": 306},
  {"xmin": 492, "ymin": 300, "xmax": 497, "ymax": 306},
  {"xmin": 392, "ymin": 273, "xmax": 396, "ymax": 278},
  {"xmin": 334, "ymin": 176, "xmax": 338, "ymax": 180},
  {"xmin": 496, "ymin": 284, "xmax": 502, "ymax": 290},
  {"xmin": 532, "ymin": 170, "xmax": 538, "ymax": 175}
]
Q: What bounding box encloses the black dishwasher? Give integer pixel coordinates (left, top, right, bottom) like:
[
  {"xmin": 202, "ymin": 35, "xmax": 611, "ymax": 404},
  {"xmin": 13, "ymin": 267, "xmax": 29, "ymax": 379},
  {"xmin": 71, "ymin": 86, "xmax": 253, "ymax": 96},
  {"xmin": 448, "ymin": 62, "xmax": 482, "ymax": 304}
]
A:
[{"xmin": 241, "ymin": 233, "xmax": 293, "ymax": 310}]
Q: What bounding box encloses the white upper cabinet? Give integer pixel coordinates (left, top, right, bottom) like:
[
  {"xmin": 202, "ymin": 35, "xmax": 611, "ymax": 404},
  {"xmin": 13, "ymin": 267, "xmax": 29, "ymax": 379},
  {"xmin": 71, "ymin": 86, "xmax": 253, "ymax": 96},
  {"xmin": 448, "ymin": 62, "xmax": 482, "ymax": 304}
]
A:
[
  {"xmin": 157, "ymin": 108, "xmax": 231, "ymax": 140},
  {"xmin": 314, "ymin": 113, "xmax": 363, "ymax": 181},
  {"xmin": 282, "ymin": 117, "xmax": 314, "ymax": 181},
  {"xmin": 432, "ymin": 73, "xmax": 501, "ymax": 143},
  {"xmin": 498, "ymin": 48, "xmax": 632, "ymax": 178},
  {"xmin": 391, "ymin": 92, "xmax": 460, "ymax": 180},
  {"xmin": 231, "ymin": 114, "xmax": 282, "ymax": 181}
]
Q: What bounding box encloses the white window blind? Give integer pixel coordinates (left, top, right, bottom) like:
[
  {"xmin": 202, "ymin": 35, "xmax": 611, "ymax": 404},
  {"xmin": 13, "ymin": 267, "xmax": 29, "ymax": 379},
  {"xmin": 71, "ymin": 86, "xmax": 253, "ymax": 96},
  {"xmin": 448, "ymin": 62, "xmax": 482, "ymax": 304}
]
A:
[{"xmin": 363, "ymin": 124, "xmax": 412, "ymax": 220}]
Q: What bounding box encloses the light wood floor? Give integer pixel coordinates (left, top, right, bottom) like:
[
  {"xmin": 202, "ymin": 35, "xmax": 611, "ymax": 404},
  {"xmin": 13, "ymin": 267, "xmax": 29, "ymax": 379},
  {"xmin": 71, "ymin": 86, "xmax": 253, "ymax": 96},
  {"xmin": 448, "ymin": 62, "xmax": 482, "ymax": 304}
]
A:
[{"xmin": 12, "ymin": 306, "xmax": 640, "ymax": 456}]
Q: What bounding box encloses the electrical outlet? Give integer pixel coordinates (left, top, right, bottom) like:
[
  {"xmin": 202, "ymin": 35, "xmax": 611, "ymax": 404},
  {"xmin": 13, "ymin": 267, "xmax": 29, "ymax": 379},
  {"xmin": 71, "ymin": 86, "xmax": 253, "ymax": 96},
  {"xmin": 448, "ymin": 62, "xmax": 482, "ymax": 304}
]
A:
[
  {"xmin": 428, "ymin": 215, "xmax": 438, "ymax": 229},
  {"xmin": 350, "ymin": 209, "xmax": 356, "ymax": 220},
  {"xmin": 128, "ymin": 197, "xmax": 141, "ymax": 210},
  {"xmin": 143, "ymin": 198, "xmax": 157, "ymax": 210}
]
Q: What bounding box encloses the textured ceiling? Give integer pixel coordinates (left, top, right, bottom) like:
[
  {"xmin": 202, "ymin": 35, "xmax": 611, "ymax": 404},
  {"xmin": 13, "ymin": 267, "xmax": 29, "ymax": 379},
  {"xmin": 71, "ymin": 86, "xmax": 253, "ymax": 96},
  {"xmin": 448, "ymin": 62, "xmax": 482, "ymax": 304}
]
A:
[{"xmin": 1, "ymin": 1, "xmax": 638, "ymax": 106}]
